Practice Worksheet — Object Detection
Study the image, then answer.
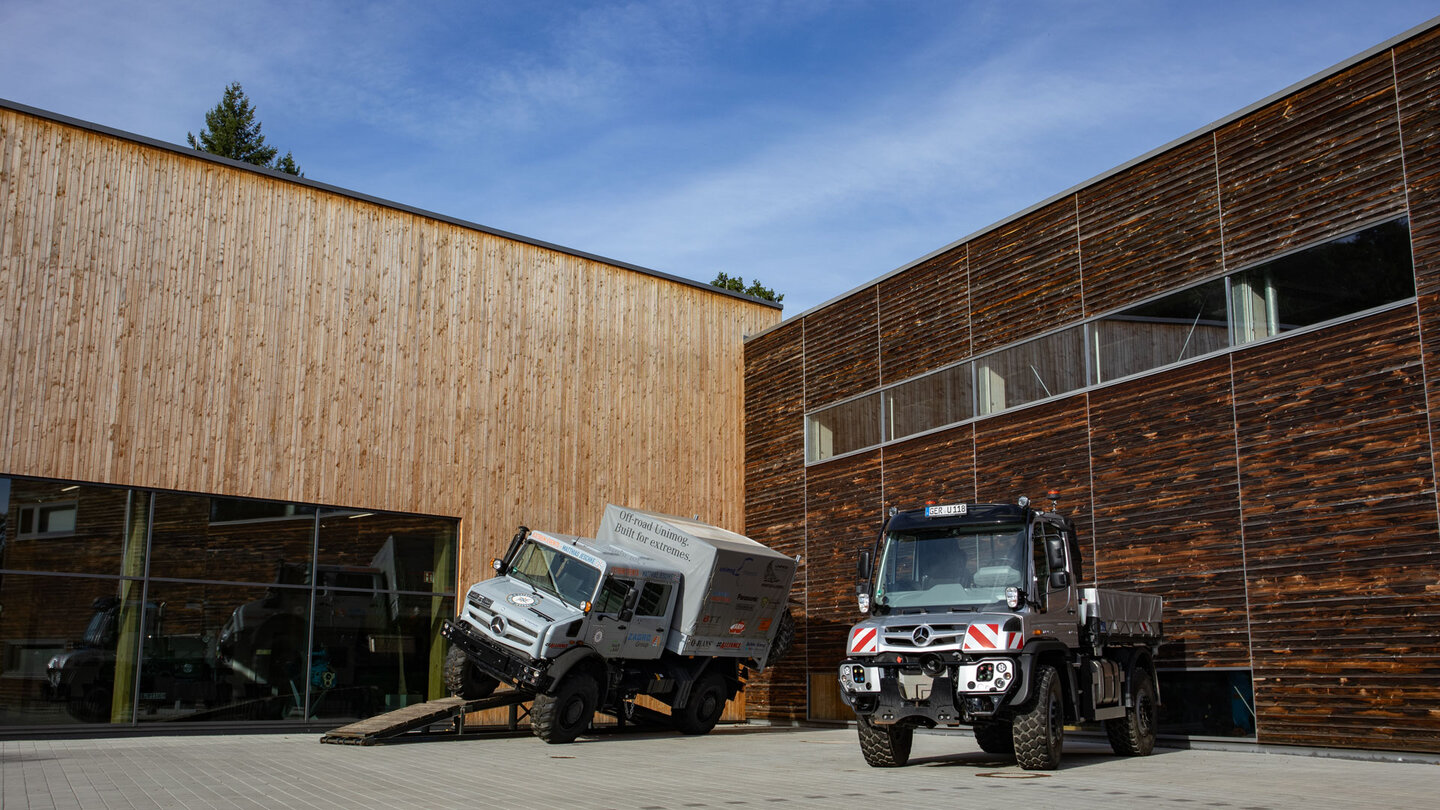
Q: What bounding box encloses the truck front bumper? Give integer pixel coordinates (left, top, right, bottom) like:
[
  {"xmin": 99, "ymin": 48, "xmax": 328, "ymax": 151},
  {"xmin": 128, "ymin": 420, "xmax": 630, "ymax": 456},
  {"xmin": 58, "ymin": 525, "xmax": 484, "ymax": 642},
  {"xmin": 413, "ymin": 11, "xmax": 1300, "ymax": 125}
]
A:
[
  {"xmin": 839, "ymin": 657, "xmax": 1020, "ymax": 726},
  {"xmin": 442, "ymin": 618, "xmax": 552, "ymax": 693}
]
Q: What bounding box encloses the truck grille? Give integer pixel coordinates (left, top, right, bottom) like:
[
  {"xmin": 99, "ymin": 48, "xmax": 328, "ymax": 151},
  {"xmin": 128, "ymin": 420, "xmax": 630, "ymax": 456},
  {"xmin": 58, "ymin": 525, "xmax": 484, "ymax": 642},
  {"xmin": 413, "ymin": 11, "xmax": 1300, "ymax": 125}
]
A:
[
  {"xmin": 463, "ymin": 594, "xmax": 540, "ymax": 647},
  {"xmin": 882, "ymin": 622, "xmax": 967, "ymax": 650}
]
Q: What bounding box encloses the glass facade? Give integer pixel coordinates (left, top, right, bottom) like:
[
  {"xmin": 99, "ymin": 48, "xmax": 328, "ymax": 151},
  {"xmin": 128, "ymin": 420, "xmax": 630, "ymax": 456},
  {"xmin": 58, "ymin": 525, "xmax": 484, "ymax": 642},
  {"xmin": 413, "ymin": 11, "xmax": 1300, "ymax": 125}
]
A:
[
  {"xmin": 0, "ymin": 475, "xmax": 457, "ymax": 728},
  {"xmin": 805, "ymin": 216, "xmax": 1415, "ymax": 463}
]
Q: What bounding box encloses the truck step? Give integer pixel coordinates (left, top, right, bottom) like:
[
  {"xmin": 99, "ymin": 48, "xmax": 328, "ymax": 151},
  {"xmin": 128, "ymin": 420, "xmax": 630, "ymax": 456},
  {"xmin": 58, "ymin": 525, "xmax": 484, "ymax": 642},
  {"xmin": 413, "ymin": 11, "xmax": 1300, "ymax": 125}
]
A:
[{"xmin": 319, "ymin": 691, "xmax": 530, "ymax": 746}]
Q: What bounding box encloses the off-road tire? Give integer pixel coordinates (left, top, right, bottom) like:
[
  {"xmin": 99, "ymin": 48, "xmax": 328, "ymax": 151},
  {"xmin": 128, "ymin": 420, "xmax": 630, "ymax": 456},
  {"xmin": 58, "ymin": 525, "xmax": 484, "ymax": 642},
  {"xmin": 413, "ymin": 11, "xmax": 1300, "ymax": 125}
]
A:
[
  {"xmin": 972, "ymin": 719, "xmax": 1015, "ymax": 754},
  {"xmin": 857, "ymin": 715, "xmax": 914, "ymax": 767},
  {"xmin": 1106, "ymin": 668, "xmax": 1157, "ymax": 756},
  {"xmin": 1012, "ymin": 664, "xmax": 1064, "ymax": 770},
  {"xmin": 767, "ymin": 608, "xmax": 796, "ymax": 666},
  {"xmin": 673, "ymin": 671, "xmax": 729, "ymax": 735},
  {"xmin": 532, "ymin": 672, "xmax": 597, "ymax": 744},
  {"xmin": 443, "ymin": 644, "xmax": 498, "ymax": 700}
]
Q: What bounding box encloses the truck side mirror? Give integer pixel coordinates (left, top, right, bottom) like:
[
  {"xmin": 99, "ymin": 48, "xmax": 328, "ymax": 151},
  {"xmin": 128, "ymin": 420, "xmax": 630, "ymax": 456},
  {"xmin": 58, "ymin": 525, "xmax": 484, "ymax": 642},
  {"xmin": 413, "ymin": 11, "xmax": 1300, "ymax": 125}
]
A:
[
  {"xmin": 1045, "ymin": 535, "xmax": 1067, "ymax": 571},
  {"xmin": 619, "ymin": 586, "xmax": 639, "ymax": 622},
  {"xmin": 1049, "ymin": 570, "xmax": 1070, "ymax": 589},
  {"xmin": 855, "ymin": 550, "xmax": 873, "ymax": 613}
]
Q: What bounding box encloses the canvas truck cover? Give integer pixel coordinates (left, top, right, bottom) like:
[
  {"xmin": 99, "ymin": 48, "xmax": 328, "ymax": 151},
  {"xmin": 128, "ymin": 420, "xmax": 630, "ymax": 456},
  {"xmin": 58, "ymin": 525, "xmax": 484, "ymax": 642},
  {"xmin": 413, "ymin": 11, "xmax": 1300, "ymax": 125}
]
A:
[
  {"xmin": 596, "ymin": 505, "xmax": 796, "ymax": 667},
  {"xmin": 1079, "ymin": 587, "xmax": 1164, "ymax": 640}
]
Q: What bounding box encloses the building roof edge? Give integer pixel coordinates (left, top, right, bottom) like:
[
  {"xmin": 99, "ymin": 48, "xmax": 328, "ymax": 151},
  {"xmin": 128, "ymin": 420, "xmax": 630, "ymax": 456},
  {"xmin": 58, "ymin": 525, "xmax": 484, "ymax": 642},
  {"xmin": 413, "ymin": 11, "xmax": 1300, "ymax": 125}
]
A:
[{"xmin": 0, "ymin": 97, "xmax": 782, "ymax": 312}]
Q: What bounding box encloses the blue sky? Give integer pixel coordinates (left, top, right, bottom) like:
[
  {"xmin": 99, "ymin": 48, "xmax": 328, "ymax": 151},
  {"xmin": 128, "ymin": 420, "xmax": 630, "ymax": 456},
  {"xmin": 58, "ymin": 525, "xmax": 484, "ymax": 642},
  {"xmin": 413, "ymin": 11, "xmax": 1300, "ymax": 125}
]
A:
[{"xmin": 2, "ymin": 1, "xmax": 1437, "ymax": 317}]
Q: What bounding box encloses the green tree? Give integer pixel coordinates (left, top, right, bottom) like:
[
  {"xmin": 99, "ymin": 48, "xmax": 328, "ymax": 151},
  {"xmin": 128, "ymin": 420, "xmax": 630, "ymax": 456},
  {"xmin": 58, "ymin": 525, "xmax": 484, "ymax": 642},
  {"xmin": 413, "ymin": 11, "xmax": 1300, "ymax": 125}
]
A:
[
  {"xmin": 710, "ymin": 272, "xmax": 784, "ymax": 306},
  {"xmin": 187, "ymin": 82, "xmax": 302, "ymax": 176}
]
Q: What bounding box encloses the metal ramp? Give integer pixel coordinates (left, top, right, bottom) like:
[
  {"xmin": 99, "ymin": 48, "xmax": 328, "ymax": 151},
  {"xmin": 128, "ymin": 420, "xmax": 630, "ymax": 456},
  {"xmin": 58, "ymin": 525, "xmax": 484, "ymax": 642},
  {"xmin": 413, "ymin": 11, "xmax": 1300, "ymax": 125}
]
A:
[{"xmin": 319, "ymin": 691, "xmax": 530, "ymax": 746}]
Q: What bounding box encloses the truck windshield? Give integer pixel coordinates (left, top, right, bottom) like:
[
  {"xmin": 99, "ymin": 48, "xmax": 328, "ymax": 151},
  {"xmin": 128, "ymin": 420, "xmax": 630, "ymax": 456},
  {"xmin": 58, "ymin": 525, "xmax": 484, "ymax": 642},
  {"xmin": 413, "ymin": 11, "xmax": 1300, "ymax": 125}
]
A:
[
  {"xmin": 874, "ymin": 524, "xmax": 1028, "ymax": 611},
  {"xmin": 509, "ymin": 540, "xmax": 602, "ymax": 609}
]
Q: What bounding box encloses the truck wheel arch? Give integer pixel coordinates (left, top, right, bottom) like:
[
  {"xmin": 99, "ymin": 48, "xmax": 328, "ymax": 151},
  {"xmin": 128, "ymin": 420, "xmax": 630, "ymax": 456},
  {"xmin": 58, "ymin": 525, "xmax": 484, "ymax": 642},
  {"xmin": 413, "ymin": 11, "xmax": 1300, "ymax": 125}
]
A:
[
  {"xmin": 1113, "ymin": 648, "xmax": 1161, "ymax": 707},
  {"xmin": 1017, "ymin": 641, "xmax": 1077, "ymax": 723},
  {"xmin": 544, "ymin": 646, "xmax": 608, "ymax": 697}
]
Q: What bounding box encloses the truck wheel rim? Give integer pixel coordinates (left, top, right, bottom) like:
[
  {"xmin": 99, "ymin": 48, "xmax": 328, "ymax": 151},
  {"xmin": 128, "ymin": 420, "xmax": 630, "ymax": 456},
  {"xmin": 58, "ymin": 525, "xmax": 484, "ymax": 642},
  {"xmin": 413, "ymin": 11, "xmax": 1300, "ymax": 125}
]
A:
[{"xmin": 562, "ymin": 697, "xmax": 585, "ymax": 727}]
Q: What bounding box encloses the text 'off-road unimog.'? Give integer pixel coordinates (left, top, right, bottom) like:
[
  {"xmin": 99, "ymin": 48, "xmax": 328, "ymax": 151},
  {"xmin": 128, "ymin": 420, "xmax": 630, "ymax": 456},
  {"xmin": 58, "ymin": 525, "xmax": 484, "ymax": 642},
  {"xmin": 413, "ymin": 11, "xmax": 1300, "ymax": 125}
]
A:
[
  {"xmin": 839, "ymin": 498, "xmax": 1163, "ymax": 770},
  {"xmin": 441, "ymin": 505, "xmax": 797, "ymax": 743}
]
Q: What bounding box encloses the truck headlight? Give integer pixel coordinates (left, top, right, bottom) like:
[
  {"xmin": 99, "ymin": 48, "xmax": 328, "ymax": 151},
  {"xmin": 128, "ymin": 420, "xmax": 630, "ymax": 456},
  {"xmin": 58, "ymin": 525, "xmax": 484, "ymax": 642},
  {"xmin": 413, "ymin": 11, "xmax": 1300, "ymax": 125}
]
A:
[
  {"xmin": 857, "ymin": 592, "xmax": 871, "ymax": 613},
  {"xmin": 1005, "ymin": 587, "xmax": 1020, "ymax": 609}
]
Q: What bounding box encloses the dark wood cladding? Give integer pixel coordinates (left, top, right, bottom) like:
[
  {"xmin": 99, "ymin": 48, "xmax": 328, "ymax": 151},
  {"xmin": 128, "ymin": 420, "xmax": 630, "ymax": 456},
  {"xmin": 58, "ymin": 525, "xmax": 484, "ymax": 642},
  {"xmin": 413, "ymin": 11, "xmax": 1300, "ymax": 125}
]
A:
[
  {"xmin": 803, "ymin": 287, "xmax": 878, "ymax": 410},
  {"xmin": 882, "ymin": 424, "xmax": 977, "ymax": 509},
  {"xmin": 973, "ymin": 397, "xmax": 1091, "ymax": 521},
  {"xmin": 878, "ymin": 248, "xmax": 969, "ymax": 383},
  {"xmin": 1079, "ymin": 136, "xmax": 1225, "ymax": 314},
  {"xmin": 744, "ymin": 22, "xmax": 1440, "ymax": 750},
  {"xmin": 1232, "ymin": 310, "xmax": 1439, "ymax": 751},
  {"xmin": 1397, "ymin": 26, "xmax": 1440, "ymax": 298},
  {"xmin": 1089, "ymin": 356, "xmax": 1248, "ymax": 668},
  {"xmin": 742, "ymin": 327, "xmax": 808, "ymax": 722},
  {"xmin": 744, "ymin": 327, "xmax": 806, "ymax": 555},
  {"xmin": 969, "ymin": 198, "xmax": 1081, "ymax": 354},
  {"xmin": 1217, "ymin": 52, "xmax": 1407, "ymax": 269},
  {"xmin": 802, "ymin": 450, "xmax": 883, "ymax": 675}
]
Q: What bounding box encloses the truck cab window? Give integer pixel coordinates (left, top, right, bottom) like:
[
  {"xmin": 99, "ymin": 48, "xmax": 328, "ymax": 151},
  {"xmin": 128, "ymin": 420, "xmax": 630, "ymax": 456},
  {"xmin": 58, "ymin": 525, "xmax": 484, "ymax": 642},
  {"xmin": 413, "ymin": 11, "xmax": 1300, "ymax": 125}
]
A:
[
  {"xmin": 636, "ymin": 582, "xmax": 672, "ymax": 617},
  {"xmin": 594, "ymin": 577, "xmax": 634, "ymax": 614},
  {"xmin": 1032, "ymin": 525, "xmax": 1052, "ymax": 610}
]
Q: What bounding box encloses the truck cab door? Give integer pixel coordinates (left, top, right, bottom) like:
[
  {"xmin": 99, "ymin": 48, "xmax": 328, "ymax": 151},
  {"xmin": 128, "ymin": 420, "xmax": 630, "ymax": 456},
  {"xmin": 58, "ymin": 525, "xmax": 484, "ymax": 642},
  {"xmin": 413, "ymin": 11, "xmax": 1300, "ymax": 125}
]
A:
[
  {"xmin": 590, "ymin": 576, "xmax": 634, "ymax": 657},
  {"xmin": 1029, "ymin": 521, "xmax": 1079, "ymax": 648},
  {"xmin": 616, "ymin": 580, "xmax": 672, "ymax": 661}
]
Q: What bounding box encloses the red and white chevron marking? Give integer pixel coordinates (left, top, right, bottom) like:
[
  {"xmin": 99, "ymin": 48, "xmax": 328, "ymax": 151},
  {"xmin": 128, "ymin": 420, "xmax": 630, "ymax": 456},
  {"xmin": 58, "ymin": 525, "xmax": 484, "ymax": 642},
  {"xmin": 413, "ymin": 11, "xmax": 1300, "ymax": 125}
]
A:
[
  {"xmin": 849, "ymin": 626, "xmax": 879, "ymax": 654},
  {"xmin": 962, "ymin": 623, "xmax": 1022, "ymax": 652}
]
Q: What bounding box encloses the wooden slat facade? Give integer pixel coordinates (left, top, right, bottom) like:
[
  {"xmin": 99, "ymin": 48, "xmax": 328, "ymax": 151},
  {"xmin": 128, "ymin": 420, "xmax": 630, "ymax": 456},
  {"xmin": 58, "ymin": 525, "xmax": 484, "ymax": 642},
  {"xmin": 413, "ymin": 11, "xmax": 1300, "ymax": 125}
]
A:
[
  {"xmin": 744, "ymin": 20, "xmax": 1440, "ymax": 753},
  {"xmin": 0, "ymin": 103, "xmax": 780, "ymax": 723}
]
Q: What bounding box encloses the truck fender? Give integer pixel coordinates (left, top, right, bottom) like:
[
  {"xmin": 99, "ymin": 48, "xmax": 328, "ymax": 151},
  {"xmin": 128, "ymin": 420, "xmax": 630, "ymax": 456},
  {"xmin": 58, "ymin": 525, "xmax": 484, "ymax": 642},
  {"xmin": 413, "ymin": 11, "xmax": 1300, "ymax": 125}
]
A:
[
  {"xmin": 1017, "ymin": 640, "xmax": 1076, "ymax": 721},
  {"xmin": 544, "ymin": 646, "xmax": 608, "ymax": 698},
  {"xmin": 671, "ymin": 657, "xmax": 736, "ymax": 709},
  {"xmin": 1111, "ymin": 648, "xmax": 1161, "ymax": 707}
]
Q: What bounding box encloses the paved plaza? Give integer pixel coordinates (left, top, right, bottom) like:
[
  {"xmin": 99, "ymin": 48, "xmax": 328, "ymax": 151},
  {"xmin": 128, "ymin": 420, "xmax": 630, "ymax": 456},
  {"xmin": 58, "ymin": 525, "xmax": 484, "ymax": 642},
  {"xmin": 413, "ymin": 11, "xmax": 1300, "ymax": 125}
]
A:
[{"xmin": 2, "ymin": 725, "xmax": 1437, "ymax": 809}]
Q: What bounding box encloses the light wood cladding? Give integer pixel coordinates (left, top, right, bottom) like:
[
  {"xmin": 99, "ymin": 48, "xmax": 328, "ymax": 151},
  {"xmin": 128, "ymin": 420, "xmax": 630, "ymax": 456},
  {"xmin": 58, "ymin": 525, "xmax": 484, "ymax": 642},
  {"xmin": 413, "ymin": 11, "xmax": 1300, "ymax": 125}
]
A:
[{"xmin": 0, "ymin": 105, "xmax": 780, "ymax": 607}]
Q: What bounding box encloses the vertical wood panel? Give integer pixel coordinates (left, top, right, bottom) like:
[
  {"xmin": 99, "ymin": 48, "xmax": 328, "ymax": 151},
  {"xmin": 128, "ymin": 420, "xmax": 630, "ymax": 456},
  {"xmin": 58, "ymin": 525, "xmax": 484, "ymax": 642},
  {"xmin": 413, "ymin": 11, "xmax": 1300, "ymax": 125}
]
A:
[
  {"xmin": 0, "ymin": 108, "xmax": 779, "ymax": 634},
  {"xmin": 1217, "ymin": 52, "xmax": 1407, "ymax": 269},
  {"xmin": 1232, "ymin": 310, "xmax": 1440, "ymax": 752},
  {"xmin": 802, "ymin": 449, "xmax": 882, "ymax": 720},
  {"xmin": 877, "ymin": 248, "xmax": 969, "ymax": 383},
  {"xmin": 1079, "ymin": 136, "xmax": 1224, "ymax": 314},
  {"xmin": 742, "ymin": 326, "xmax": 807, "ymax": 721},
  {"xmin": 969, "ymin": 199, "xmax": 1081, "ymax": 354},
  {"xmin": 1088, "ymin": 357, "xmax": 1249, "ymax": 668},
  {"xmin": 802, "ymin": 287, "xmax": 878, "ymax": 410}
]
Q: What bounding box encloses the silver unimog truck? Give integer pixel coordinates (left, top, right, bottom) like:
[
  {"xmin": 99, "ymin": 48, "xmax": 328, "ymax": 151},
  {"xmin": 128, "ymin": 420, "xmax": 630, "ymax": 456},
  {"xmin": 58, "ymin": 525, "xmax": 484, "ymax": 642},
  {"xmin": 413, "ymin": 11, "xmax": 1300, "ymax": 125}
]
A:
[
  {"xmin": 839, "ymin": 499, "xmax": 1163, "ymax": 770},
  {"xmin": 441, "ymin": 505, "xmax": 796, "ymax": 743}
]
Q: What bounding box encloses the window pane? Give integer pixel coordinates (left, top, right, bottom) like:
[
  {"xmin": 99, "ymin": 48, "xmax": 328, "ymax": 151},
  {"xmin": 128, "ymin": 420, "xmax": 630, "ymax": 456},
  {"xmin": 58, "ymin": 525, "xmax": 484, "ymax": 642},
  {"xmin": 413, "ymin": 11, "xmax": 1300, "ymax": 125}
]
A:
[
  {"xmin": 1231, "ymin": 217, "xmax": 1413, "ymax": 343},
  {"xmin": 636, "ymin": 582, "xmax": 672, "ymax": 617},
  {"xmin": 1156, "ymin": 669, "xmax": 1255, "ymax": 738},
  {"xmin": 806, "ymin": 393, "xmax": 881, "ymax": 462},
  {"xmin": 0, "ymin": 574, "xmax": 144, "ymax": 726},
  {"xmin": 1096, "ymin": 280, "xmax": 1228, "ymax": 383},
  {"xmin": 0, "ymin": 478, "xmax": 143, "ymax": 577},
  {"xmin": 315, "ymin": 510, "xmax": 458, "ymax": 595},
  {"xmin": 977, "ymin": 325, "xmax": 1087, "ymax": 415},
  {"xmin": 884, "ymin": 363, "xmax": 973, "ymax": 441},
  {"xmin": 137, "ymin": 581, "xmax": 311, "ymax": 723},
  {"xmin": 305, "ymin": 592, "xmax": 456, "ymax": 720},
  {"xmin": 149, "ymin": 493, "xmax": 315, "ymax": 584}
]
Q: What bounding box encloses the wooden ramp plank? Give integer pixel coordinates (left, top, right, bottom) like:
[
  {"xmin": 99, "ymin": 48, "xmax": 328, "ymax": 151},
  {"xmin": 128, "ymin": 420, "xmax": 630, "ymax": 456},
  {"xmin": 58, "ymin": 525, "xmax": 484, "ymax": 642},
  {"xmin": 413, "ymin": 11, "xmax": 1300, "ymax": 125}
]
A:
[{"xmin": 319, "ymin": 692, "xmax": 529, "ymax": 745}]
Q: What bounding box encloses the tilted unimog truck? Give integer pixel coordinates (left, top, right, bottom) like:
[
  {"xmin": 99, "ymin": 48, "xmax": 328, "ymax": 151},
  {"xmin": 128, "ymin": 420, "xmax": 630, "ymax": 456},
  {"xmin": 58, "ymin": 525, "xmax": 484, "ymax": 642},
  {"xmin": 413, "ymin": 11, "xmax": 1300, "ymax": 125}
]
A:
[
  {"xmin": 442, "ymin": 505, "xmax": 797, "ymax": 743},
  {"xmin": 839, "ymin": 498, "xmax": 1163, "ymax": 770}
]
